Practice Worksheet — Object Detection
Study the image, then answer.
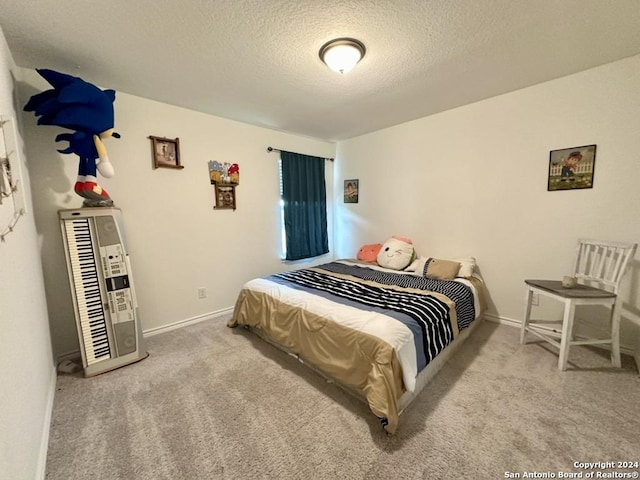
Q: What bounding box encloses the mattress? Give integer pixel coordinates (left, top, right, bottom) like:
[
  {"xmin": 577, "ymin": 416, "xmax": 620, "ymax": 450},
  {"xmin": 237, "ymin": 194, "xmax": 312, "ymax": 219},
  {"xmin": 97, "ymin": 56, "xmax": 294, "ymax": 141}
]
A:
[{"xmin": 228, "ymin": 259, "xmax": 486, "ymax": 434}]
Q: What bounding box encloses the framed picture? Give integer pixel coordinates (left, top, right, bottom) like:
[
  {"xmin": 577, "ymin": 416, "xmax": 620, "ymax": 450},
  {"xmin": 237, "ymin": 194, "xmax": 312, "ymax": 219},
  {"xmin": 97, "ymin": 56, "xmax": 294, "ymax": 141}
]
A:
[
  {"xmin": 149, "ymin": 136, "xmax": 183, "ymax": 169},
  {"xmin": 548, "ymin": 144, "xmax": 596, "ymax": 191},
  {"xmin": 214, "ymin": 184, "xmax": 236, "ymax": 210},
  {"xmin": 344, "ymin": 179, "xmax": 359, "ymax": 203}
]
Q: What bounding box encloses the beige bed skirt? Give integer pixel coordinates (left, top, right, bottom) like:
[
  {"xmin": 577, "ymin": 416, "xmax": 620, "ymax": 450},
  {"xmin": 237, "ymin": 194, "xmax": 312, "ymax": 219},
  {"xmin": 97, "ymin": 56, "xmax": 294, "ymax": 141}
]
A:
[
  {"xmin": 228, "ymin": 287, "xmax": 406, "ymax": 433},
  {"xmin": 236, "ymin": 315, "xmax": 484, "ymax": 431}
]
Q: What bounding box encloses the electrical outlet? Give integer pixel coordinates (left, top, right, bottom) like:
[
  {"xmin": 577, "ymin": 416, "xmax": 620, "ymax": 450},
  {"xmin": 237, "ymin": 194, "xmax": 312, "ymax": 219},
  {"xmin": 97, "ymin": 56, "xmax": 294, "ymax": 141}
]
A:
[
  {"xmin": 531, "ymin": 292, "xmax": 539, "ymax": 306},
  {"xmin": 197, "ymin": 287, "xmax": 207, "ymax": 299}
]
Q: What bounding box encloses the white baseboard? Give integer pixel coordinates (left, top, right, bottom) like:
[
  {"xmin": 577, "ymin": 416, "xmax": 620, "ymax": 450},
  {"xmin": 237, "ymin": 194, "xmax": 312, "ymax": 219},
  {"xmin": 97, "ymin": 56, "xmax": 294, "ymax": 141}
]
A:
[
  {"xmin": 143, "ymin": 307, "xmax": 234, "ymax": 337},
  {"xmin": 37, "ymin": 364, "xmax": 57, "ymax": 480},
  {"xmin": 484, "ymin": 312, "xmax": 521, "ymax": 328},
  {"xmin": 485, "ymin": 313, "xmax": 635, "ymax": 357},
  {"xmin": 55, "ymin": 307, "xmax": 235, "ymax": 363},
  {"xmin": 56, "ymin": 349, "xmax": 82, "ymax": 363}
]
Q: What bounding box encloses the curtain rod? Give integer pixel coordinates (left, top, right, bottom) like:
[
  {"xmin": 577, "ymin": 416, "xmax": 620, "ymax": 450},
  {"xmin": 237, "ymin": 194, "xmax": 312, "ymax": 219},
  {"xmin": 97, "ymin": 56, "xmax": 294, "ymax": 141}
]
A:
[{"xmin": 267, "ymin": 146, "xmax": 334, "ymax": 162}]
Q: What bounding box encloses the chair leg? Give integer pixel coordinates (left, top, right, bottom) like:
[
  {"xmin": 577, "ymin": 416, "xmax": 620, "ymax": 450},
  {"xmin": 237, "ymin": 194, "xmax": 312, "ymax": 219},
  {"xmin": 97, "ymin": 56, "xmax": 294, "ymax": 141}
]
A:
[
  {"xmin": 558, "ymin": 300, "xmax": 576, "ymax": 371},
  {"xmin": 611, "ymin": 300, "xmax": 622, "ymax": 368},
  {"xmin": 521, "ymin": 287, "xmax": 534, "ymax": 344}
]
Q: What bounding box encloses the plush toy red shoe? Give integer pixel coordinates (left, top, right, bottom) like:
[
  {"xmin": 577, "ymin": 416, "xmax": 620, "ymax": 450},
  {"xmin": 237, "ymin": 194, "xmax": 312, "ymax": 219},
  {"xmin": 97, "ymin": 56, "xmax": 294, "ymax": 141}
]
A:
[{"xmin": 74, "ymin": 181, "xmax": 111, "ymax": 201}]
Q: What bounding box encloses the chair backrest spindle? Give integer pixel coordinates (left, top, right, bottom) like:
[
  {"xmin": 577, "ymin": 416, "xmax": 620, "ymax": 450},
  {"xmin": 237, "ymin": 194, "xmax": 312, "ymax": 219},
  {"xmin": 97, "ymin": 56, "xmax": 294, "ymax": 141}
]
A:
[{"xmin": 572, "ymin": 239, "xmax": 637, "ymax": 294}]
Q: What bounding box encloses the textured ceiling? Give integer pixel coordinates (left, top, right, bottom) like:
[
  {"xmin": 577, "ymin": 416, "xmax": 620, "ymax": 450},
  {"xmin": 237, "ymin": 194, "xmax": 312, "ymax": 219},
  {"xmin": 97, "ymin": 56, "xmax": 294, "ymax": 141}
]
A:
[{"xmin": 2, "ymin": 0, "xmax": 640, "ymax": 142}]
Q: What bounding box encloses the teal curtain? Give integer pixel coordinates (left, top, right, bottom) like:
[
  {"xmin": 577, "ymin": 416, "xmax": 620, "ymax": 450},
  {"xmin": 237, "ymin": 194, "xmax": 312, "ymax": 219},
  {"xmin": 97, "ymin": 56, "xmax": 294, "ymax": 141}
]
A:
[{"xmin": 281, "ymin": 151, "xmax": 329, "ymax": 261}]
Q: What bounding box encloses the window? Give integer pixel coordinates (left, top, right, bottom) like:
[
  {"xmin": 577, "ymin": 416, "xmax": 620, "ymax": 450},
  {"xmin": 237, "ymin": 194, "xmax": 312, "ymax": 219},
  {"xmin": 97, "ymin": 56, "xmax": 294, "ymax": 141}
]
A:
[{"xmin": 279, "ymin": 151, "xmax": 329, "ymax": 261}]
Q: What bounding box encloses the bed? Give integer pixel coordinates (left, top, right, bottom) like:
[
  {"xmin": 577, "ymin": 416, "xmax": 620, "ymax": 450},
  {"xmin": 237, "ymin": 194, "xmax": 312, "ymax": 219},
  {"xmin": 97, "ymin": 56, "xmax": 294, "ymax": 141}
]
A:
[{"xmin": 227, "ymin": 258, "xmax": 486, "ymax": 434}]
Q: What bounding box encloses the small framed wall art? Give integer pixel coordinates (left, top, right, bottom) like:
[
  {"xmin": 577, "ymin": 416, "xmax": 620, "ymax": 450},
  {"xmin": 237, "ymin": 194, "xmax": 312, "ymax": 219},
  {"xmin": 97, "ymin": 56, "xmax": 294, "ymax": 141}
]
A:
[
  {"xmin": 344, "ymin": 179, "xmax": 359, "ymax": 203},
  {"xmin": 149, "ymin": 136, "xmax": 183, "ymax": 169},
  {"xmin": 208, "ymin": 160, "xmax": 240, "ymax": 211},
  {"xmin": 548, "ymin": 144, "xmax": 596, "ymax": 191},
  {"xmin": 214, "ymin": 184, "xmax": 236, "ymax": 210}
]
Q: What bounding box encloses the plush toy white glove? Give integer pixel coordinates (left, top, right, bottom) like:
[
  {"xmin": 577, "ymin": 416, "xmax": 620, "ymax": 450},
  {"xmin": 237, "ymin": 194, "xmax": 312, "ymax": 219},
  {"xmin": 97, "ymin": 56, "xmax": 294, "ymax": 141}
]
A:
[{"xmin": 94, "ymin": 133, "xmax": 115, "ymax": 178}]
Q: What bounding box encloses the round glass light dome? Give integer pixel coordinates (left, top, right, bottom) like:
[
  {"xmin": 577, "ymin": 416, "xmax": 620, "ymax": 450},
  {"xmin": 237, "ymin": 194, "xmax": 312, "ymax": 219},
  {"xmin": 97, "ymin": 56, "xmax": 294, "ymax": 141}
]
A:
[{"xmin": 319, "ymin": 38, "xmax": 366, "ymax": 74}]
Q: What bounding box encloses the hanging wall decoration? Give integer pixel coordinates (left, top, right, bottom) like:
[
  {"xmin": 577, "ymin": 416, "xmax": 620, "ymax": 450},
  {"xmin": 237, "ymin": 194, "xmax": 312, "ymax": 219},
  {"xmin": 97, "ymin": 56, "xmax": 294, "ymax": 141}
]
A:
[
  {"xmin": 344, "ymin": 179, "xmax": 359, "ymax": 203},
  {"xmin": 150, "ymin": 136, "xmax": 183, "ymax": 169},
  {"xmin": 548, "ymin": 144, "xmax": 596, "ymax": 191},
  {"xmin": 23, "ymin": 69, "xmax": 120, "ymax": 207},
  {"xmin": 208, "ymin": 160, "xmax": 239, "ymax": 210},
  {"xmin": 0, "ymin": 115, "xmax": 27, "ymax": 243}
]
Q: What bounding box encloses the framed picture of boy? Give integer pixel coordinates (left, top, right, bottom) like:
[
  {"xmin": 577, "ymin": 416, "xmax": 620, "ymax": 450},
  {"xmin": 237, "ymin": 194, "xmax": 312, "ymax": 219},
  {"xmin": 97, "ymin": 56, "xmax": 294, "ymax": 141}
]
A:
[{"xmin": 548, "ymin": 144, "xmax": 596, "ymax": 191}]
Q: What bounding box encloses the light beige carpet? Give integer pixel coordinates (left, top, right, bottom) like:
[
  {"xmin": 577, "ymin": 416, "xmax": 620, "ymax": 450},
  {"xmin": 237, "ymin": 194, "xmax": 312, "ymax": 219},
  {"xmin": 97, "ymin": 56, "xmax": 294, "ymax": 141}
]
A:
[{"xmin": 45, "ymin": 316, "xmax": 640, "ymax": 479}]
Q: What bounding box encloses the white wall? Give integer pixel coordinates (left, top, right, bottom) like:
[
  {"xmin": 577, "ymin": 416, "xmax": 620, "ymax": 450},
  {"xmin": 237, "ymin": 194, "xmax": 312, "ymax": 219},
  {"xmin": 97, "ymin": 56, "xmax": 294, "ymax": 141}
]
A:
[
  {"xmin": 334, "ymin": 54, "xmax": 640, "ymax": 346},
  {"xmin": 7, "ymin": 26, "xmax": 638, "ymax": 480},
  {"xmin": 0, "ymin": 29, "xmax": 55, "ymax": 480},
  {"xmin": 18, "ymin": 68, "xmax": 335, "ymax": 357}
]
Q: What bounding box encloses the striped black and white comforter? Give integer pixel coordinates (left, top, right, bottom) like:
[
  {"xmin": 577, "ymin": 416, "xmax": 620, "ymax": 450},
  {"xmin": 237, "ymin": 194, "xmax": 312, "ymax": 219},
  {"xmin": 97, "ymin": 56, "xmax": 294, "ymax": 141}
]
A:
[{"xmin": 263, "ymin": 259, "xmax": 479, "ymax": 392}]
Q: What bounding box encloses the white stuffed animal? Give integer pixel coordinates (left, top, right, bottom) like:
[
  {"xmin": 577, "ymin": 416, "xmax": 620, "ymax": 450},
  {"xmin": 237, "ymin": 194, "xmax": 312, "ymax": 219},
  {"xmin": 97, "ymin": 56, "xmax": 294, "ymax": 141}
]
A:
[{"xmin": 377, "ymin": 236, "xmax": 415, "ymax": 270}]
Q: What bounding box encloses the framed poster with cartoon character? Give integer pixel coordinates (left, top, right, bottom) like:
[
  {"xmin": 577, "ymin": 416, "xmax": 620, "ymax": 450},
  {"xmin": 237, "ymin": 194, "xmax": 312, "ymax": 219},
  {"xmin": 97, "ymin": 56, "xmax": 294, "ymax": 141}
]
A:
[{"xmin": 548, "ymin": 144, "xmax": 596, "ymax": 191}]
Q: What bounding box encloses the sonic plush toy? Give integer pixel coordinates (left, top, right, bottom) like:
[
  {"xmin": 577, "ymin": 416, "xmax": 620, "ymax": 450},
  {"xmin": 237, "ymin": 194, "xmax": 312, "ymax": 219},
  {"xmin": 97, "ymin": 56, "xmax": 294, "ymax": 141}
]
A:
[{"xmin": 24, "ymin": 69, "xmax": 120, "ymax": 206}]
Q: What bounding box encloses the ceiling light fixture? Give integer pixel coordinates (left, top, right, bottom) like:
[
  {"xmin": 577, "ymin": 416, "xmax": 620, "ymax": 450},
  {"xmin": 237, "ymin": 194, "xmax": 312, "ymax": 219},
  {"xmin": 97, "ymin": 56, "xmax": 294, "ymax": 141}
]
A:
[{"xmin": 319, "ymin": 38, "xmax": 366, "ymax": 74}]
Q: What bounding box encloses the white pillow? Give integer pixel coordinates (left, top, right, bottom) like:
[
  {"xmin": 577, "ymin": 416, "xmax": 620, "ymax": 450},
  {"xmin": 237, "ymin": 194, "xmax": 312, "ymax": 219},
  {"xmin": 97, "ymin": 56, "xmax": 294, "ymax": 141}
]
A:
[
  {"xmin": 405, "ymin": 256, "xmax": 427, "ymax": 273},
  {"xmin": 454, "ymin": 257, "xmax": 476, "ymax": 278}
]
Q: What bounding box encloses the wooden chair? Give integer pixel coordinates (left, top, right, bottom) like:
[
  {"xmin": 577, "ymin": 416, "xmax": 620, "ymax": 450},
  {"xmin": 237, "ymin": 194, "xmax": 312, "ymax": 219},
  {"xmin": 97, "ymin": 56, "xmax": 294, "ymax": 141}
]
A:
[{"xmin": 521, "ymin": 239, "xmax": 637, "ymax": 371}]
